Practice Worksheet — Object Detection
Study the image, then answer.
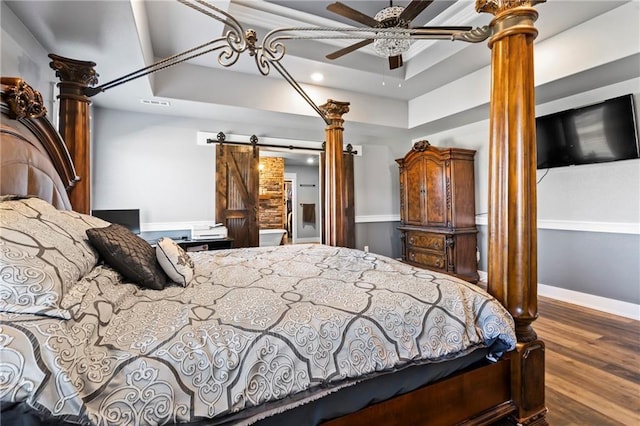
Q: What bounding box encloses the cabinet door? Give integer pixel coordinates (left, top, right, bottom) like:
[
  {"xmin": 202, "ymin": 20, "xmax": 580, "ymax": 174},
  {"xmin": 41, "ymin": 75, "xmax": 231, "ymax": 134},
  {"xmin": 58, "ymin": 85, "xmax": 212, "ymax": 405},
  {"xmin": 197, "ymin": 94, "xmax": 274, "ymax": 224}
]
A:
[
  {"xmin": 425, "ymin": 157, "xmax": 447, "ymax": 227},
  {"xmin": 404, "ymin": 156, "xmax": 425, "ymax": 225}
]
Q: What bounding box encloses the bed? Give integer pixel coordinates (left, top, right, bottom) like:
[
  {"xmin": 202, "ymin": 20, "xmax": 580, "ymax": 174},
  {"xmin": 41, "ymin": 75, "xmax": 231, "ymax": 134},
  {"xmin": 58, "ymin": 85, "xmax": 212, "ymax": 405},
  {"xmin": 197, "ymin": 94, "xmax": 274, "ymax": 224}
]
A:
[
  {"xmin": 1, "ymin": 1, "xmax": 547, "ymax": 425},
  {"xmin": 0, "ymin": 196, "xmax": 515, "ymax": 425},
  {"xmin": 0, "ymin": 99, "xmax": 515, "ymax": 426}
]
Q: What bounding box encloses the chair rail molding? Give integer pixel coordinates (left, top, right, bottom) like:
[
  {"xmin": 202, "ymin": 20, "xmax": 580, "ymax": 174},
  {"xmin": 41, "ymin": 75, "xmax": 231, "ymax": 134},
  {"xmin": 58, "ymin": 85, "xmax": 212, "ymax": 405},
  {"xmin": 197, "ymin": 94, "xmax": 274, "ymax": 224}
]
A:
[{"xmin": 476, "ymin": 216, "xmax": 640, "ymax": 235}]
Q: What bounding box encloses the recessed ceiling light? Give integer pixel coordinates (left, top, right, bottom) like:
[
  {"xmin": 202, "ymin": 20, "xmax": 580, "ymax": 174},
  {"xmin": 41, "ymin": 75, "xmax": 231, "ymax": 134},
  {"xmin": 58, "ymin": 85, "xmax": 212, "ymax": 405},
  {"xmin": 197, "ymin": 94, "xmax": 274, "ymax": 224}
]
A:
[
  {"xmin": 311, "ymin": 72, "xmax": 324, "ymax": 82},
  {"xmin": 307, "ymin": 157, "xmax": 314, "ymax": 164}
]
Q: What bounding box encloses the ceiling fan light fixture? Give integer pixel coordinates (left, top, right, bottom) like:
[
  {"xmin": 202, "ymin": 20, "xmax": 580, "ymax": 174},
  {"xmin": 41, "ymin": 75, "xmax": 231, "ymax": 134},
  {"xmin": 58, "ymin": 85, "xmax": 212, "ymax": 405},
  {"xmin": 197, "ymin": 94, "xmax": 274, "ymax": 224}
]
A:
[
  {"xmin": 373, "ymin": 5, "xmax": 405, "ymax": 23},
  {"xmin": 373, "ymin": 33, "xmax": 411, "ymax": 57},
  {"xmin": 372, "ymin": 6, "xmax": 411, "ymax": 57}
]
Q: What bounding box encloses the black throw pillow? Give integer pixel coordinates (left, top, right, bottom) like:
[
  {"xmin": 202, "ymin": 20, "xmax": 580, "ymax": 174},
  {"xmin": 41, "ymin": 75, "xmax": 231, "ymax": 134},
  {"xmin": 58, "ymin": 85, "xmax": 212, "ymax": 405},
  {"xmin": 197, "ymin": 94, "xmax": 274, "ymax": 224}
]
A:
[{"xmin": 86, "ymin": 223, "xmax": 167, "ymax": 290}]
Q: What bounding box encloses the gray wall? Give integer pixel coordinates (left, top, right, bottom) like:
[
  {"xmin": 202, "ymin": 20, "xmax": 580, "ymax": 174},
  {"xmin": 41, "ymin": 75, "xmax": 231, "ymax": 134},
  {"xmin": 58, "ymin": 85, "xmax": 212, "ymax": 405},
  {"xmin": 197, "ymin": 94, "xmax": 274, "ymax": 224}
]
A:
[
  {"xmin": 0, "ymin": 2, "xmax": 56, "ymax": 122},
  {"xmin": 478, "ymin": 225, "xmax": 640, "ymax": 305},
  {"xmin": 353, "ymin": 143, "xmax": 407, "ymax": 218},
  {"xmin": 355, "ymin": 222, "xmax": 403, "ymax": 260},
  {"xmin": 91, "ymin": 107, "xmax": 405, "ymax": 230},
  {"xmin": 91, "ymin": 107, "xmax": 217, "ymax": 224},
  {"xmin": 537, "ymin": 230, "xmax": 640, "ymax": 305}
]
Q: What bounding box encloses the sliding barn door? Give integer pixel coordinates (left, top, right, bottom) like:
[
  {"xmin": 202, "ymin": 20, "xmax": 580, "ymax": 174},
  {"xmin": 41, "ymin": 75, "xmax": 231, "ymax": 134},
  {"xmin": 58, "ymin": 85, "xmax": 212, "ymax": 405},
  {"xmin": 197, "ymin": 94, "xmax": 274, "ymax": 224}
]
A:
[
  {"xmin": 343, "ymin": 151, "xmax": 355, "ymax": 248},
  {"xmin": 320, "ymin": 150, "xmax": 355, "ymax": 248},
  {"xmin": 215, "ymin": 144, "xmax": 259, "ymax": 247}
]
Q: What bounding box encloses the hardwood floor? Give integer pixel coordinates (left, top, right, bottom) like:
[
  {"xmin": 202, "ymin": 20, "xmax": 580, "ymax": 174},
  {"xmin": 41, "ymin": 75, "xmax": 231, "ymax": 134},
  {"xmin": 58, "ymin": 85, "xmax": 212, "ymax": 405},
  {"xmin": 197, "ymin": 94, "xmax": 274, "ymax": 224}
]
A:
[{"xmin": 536, "ymin": 296, "xmax": 640, "ymax": 425}]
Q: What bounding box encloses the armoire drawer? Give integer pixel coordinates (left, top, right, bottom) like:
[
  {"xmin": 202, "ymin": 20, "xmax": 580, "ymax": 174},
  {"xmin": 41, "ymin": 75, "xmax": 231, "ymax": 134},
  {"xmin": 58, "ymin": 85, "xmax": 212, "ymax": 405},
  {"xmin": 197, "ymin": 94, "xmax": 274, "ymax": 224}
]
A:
[
  {"xmin": 406, "ymin": 232, "xmax": 446, "ymax": 252},
  {"xmin": 407, "ymin": 248, "xmax": 446, "ymax": 270}
]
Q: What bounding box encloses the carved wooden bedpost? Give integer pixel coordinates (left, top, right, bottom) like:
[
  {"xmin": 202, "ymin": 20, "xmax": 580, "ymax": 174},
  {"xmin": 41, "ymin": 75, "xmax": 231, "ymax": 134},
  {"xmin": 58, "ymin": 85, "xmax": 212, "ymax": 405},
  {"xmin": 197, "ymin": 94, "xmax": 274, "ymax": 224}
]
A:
[
  {"xmin": 477, "ymin": 0, "xmax": 547, "ymax": 424},
  {"xmin": 49, "ymin": 54, "xmax": 98, "ymax": 214},
  {"xmin": 319, "ymin": 99, "xmax": 350, "ymax": 247}
]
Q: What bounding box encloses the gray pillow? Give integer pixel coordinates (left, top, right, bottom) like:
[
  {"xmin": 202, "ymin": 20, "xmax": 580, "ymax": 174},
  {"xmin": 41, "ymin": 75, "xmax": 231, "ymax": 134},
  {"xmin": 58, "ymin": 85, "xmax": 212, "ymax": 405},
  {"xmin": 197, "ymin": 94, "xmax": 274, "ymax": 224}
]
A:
[
  {"xmin": 0, "ymin": 196, "xmax": 109, "ymax": 319},
  {"xmin": 86, "ymin": 224, "xmax": 167, "ymax": 290}
]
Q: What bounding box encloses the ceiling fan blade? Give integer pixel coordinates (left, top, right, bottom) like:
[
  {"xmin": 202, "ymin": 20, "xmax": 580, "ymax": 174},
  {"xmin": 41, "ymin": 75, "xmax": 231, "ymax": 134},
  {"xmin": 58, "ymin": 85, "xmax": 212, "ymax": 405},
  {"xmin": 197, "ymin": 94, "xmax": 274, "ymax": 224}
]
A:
[
  {"xmin": 326, "ymin": 39, "xmax": 374, "ymax": 60},
  {"xmin": 398, "ymin": 0, "xmax": 434, "ymax": 23},
  {"xmin": 327, "ymin": 2, "xmax": 380, "ymax": 27},
  {"xmin": 389, "ymin": 55, "xmax": 403, "ymax": 70}
]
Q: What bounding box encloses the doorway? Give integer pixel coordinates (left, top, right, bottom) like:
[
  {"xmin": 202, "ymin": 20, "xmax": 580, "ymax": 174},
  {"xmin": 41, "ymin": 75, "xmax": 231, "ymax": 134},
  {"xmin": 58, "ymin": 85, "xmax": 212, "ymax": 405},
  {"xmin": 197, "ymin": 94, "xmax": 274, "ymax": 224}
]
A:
[
  {"xmin": 260, "ymin": 149, "xmax": 321, "ymax": 245},
  {"xmin": 284, "ymin": 174, "xmax": 296, "ymax": 244}
]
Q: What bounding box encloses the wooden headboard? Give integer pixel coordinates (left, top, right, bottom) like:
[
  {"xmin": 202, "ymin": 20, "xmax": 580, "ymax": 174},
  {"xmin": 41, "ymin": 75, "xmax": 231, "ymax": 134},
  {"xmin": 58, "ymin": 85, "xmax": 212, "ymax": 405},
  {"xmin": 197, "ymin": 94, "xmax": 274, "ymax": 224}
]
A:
[{"xmin": 0, "ymin": 77, "xmax": 77, "ymax": 209}]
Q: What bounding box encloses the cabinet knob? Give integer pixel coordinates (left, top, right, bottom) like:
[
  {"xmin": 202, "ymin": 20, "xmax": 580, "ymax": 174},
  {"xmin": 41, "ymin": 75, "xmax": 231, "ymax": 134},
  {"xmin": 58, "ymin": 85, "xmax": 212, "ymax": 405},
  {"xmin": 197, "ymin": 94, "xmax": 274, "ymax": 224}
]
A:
[
  {"xmin": 410, "ymin": 252, "xmax": 416, "ymax": 260},
  {"xmin": 409, "ymin": 237, "xmax": 414, "ymax": 244}
]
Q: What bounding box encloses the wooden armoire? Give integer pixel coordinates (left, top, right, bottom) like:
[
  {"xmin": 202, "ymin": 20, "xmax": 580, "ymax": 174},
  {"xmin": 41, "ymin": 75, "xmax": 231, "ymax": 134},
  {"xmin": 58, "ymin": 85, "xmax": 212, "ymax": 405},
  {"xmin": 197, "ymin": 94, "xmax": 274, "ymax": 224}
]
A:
[{"xmin": 396, "ymin": 140, "xmax": 479, "ymax": 283}]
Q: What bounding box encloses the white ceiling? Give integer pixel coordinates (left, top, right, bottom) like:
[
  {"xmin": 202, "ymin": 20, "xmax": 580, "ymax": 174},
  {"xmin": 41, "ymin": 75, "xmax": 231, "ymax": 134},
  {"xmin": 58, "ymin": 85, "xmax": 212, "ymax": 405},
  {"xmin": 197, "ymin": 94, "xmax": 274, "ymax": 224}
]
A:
[{"xmin": 5, "ymin": 0, "xmax": 632, "ymax": 150}]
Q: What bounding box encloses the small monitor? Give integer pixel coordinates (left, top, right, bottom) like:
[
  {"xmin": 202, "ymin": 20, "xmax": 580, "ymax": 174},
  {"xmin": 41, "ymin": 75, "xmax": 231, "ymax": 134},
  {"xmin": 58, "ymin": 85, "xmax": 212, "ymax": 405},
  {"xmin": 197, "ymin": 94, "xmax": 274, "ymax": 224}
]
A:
[{"xmin": 91, "ymin": 209, "xmax": 140, "ymax": 234}]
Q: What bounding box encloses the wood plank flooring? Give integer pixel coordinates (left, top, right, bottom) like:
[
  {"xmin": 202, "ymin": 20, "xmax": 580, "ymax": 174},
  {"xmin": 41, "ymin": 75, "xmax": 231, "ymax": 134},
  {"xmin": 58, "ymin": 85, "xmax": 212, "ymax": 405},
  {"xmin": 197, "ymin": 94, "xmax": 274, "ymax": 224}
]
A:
[{"xmin": 536, "ymin": 296, "xmax": 640, "ymax": 425}]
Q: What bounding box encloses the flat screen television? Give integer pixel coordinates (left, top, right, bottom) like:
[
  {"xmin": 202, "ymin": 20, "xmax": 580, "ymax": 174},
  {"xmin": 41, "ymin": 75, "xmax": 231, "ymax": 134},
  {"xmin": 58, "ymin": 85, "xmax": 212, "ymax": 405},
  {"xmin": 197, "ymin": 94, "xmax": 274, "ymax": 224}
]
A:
[
  {"xmin": 91, "ymin": 209, "xmax": 140, "ymax": 234},
  {"xmin": 535, "ymin": 94, "xmax": 639, "ymax": 169}
]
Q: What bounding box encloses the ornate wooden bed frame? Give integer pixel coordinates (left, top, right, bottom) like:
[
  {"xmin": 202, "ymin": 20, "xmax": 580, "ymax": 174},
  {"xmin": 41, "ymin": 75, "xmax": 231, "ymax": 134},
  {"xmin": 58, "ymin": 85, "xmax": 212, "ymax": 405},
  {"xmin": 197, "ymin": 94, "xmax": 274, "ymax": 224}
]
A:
[{"xmin": 1, "ymin": 1, "xmax": 547, "ymax": 424}]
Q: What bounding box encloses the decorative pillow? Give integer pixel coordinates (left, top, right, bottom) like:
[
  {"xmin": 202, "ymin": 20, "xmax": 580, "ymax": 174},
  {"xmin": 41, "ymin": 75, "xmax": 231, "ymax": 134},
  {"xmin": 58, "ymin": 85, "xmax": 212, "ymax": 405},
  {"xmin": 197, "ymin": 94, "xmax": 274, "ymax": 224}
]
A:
[
  {"xmin": 0, "ymin": 197, "xmax": 110, "ymax": 319},
  {"xmin": 156, "ymin": 237, "xmax": 195, "ymax": 287},
  {"xmin": 86, "ymin": 224, "xmax": 167, "ymax": 290}
]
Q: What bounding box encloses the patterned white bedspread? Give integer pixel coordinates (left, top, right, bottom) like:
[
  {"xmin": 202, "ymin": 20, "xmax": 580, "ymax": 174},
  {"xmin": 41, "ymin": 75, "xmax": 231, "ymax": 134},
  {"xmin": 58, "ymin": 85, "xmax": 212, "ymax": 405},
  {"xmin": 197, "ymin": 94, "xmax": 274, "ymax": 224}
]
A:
[{"xmin": 1, "ymin": 244, "xmax": 516, "ymax": 425}]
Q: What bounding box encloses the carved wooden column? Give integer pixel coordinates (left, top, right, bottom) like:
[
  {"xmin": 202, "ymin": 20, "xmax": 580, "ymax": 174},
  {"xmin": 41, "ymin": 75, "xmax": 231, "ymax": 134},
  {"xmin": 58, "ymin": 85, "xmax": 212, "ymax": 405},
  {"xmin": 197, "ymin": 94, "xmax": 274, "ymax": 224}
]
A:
[
  {"xmin": 477, "ymin": 1, "xmax": 547, "ymax": 424},
  {"xmin": 319, "ymin": 99, "xmax": 350, "ymax": 247},
  {"xmin": 49, "ymin": 54, "xmax": 98, "ymax": 214}
]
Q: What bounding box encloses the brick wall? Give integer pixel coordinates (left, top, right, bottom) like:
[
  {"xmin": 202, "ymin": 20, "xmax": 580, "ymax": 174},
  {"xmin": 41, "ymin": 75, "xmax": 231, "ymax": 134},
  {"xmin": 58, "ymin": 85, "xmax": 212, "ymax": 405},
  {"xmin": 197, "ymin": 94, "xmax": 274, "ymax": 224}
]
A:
[{"xmin": 259, "ymin": 157, "xmax": 285, "ymax": 229}]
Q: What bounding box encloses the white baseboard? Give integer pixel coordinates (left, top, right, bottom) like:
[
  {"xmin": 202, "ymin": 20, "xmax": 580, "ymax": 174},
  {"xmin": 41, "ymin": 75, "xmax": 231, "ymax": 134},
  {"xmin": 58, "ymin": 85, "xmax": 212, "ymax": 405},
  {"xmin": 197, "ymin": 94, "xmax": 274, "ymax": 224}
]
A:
[
  {"xmin": 478, "ymin": 270, "xmax": 639, "ymax": 320},
  {"xmin": 538, "ymin": 283, "xmax": 639, "ymax": 320},
  {"xmin": 295, "ymin": 237, "xmax": 321, "ymax": 244}
]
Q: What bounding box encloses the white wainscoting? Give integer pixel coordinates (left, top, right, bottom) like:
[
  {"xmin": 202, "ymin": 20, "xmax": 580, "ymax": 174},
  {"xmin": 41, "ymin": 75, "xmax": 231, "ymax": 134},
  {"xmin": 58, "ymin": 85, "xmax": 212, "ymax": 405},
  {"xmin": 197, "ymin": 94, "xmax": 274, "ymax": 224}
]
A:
[
  {"xmin": 141, "ymin": 221, "xmax": 217, "ymax": 232},
  {"xmin": 475, "ymin": 216, "xmax": 640, "ymax": 235},
  {"xmin": 355, "ymin": 214, "xmax": 400, "ymax": 223},
  {"xmin": 356, "ymin": 215, "xmax": 640, "ymax": 234}
]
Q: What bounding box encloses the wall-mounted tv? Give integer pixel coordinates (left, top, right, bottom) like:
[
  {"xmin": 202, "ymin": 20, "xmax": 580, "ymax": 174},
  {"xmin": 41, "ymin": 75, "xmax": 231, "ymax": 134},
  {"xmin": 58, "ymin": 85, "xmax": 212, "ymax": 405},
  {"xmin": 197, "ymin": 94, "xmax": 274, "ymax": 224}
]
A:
[
  {"xmin": 91, "ymin": 209, "xmax": 140, "ymax": 234},
  {"xmin": 535, "ymin": 94, "xmax": 639, "ymax": 169}
]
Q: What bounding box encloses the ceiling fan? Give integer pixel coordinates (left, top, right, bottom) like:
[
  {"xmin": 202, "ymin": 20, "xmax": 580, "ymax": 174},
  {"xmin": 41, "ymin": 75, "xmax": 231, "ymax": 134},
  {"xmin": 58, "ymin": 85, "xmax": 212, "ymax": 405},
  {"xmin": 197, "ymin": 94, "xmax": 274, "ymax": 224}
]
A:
[{"xmin": 325, "ymin": 1, "xmax": 471, "ymax": 70}]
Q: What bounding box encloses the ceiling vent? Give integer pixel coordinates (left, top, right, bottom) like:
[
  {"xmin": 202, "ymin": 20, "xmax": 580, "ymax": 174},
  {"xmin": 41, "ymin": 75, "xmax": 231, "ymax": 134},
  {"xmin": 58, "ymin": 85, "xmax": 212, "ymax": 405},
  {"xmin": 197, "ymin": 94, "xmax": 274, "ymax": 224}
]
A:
[{"xmin": 140, "ymin": 99, "xmax": 170, "ymax": 107}]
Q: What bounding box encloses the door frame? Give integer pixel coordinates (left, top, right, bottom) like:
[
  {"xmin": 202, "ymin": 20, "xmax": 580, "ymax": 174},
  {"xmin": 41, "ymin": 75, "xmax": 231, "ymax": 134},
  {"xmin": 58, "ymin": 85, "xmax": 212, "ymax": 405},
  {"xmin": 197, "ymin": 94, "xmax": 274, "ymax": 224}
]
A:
[{"xmin": 284, "ymin": 172, "xmax": 297, "ymax": 244}]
